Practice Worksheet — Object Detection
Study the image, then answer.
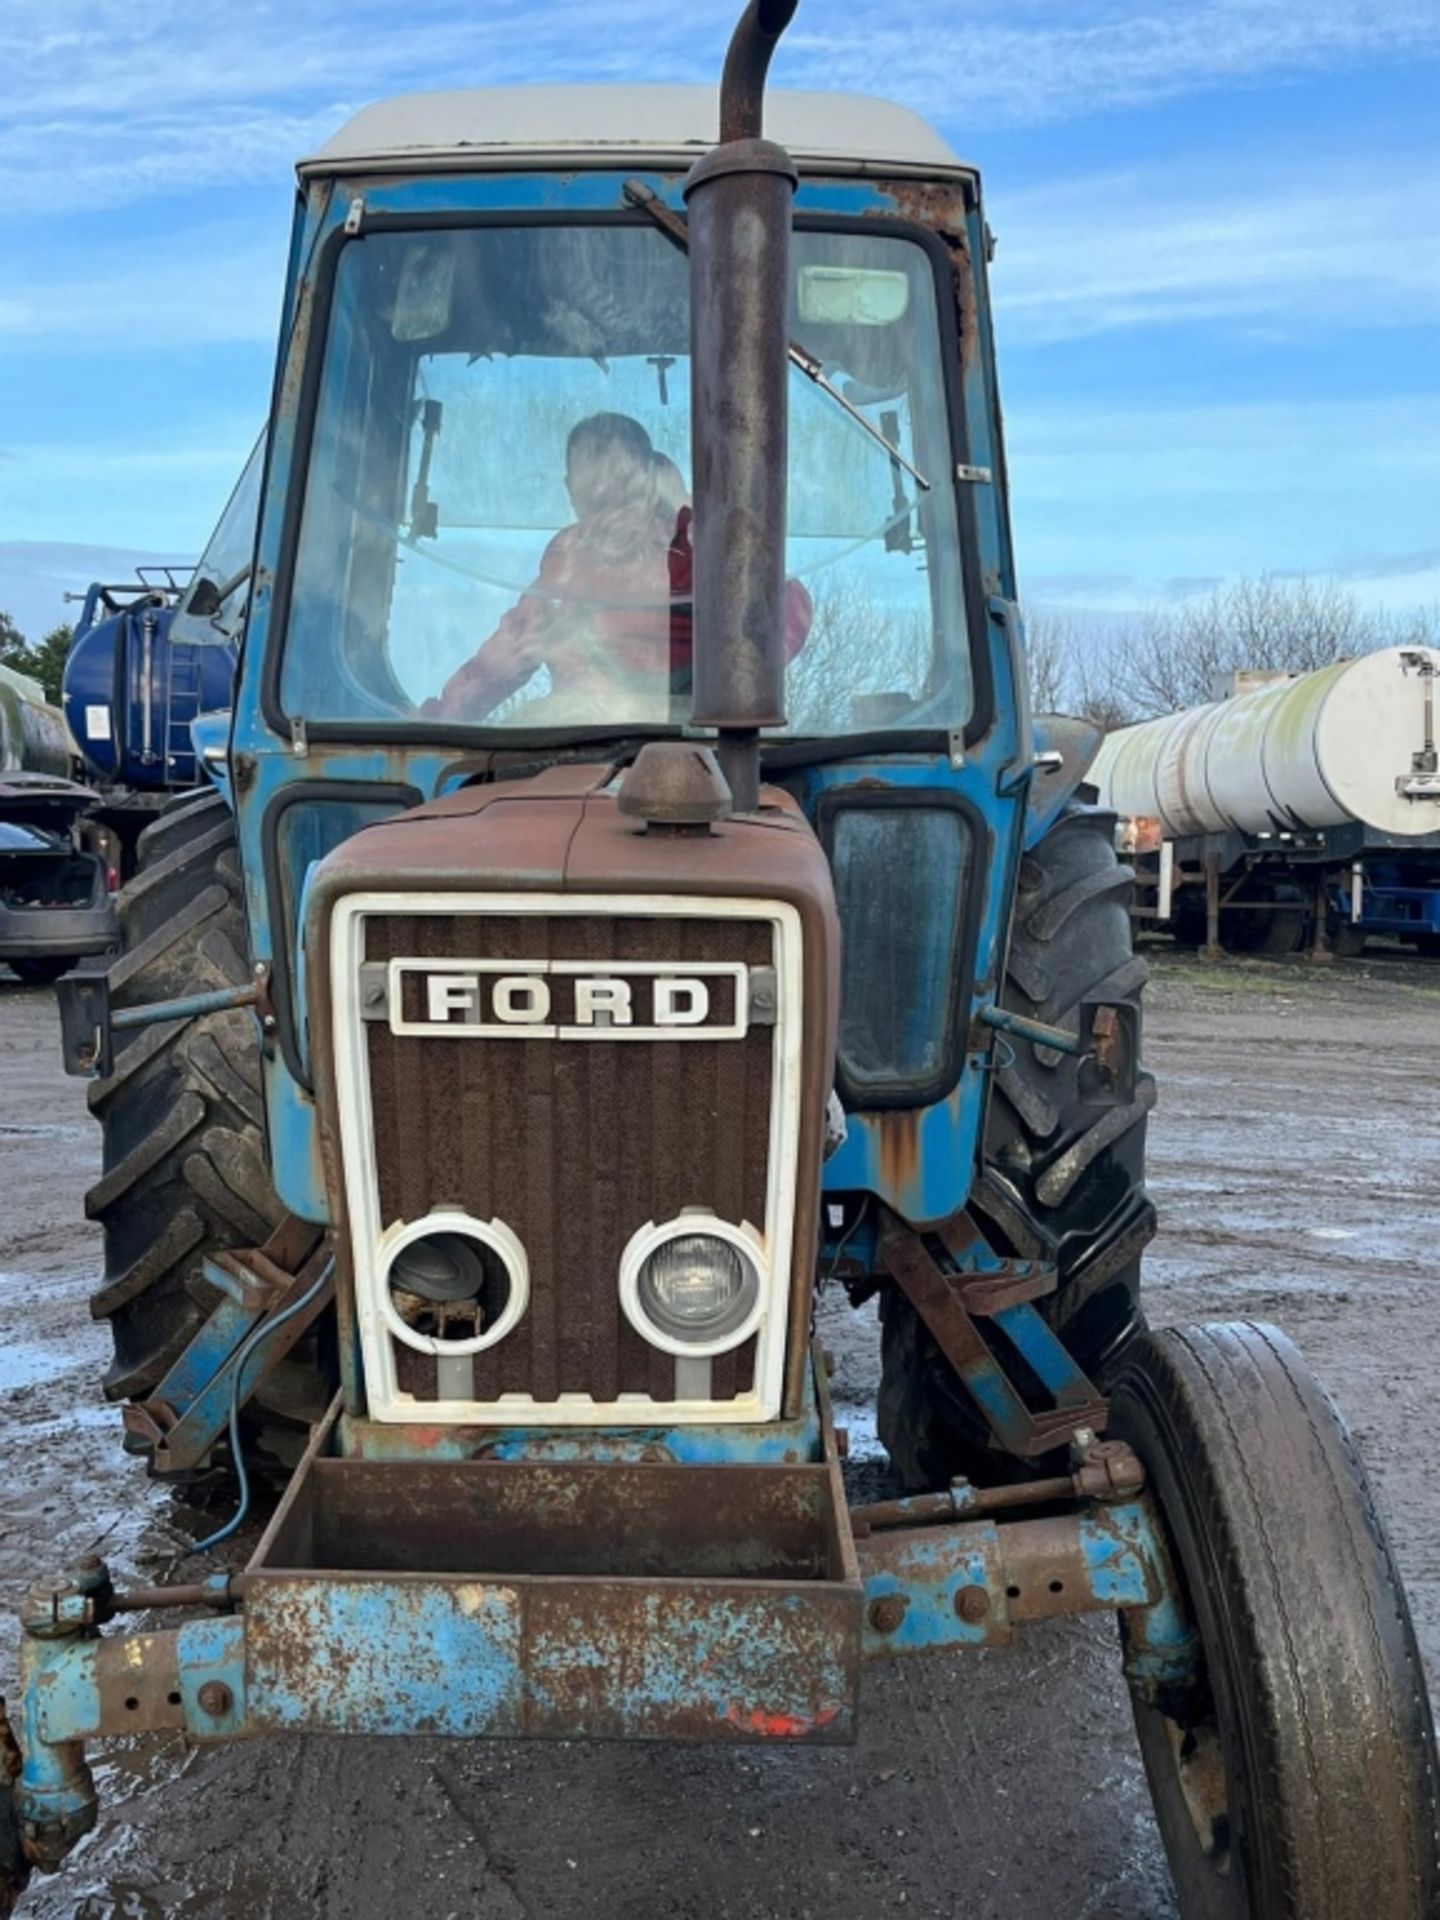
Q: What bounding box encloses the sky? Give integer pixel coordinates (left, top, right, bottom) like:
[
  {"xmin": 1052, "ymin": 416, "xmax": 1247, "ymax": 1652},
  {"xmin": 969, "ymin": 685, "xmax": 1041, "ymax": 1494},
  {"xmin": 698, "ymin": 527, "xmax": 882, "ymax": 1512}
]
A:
[{"xmin": 1, "ymin": 0, "xmax": 1438, "ymax": 640}]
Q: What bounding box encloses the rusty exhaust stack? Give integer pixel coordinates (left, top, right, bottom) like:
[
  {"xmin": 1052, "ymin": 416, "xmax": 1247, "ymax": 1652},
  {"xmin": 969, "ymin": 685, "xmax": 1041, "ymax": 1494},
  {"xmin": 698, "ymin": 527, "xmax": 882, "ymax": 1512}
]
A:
[{"xmin": 683, "ymin": 0, "xmax": 799, "ymax": 814}]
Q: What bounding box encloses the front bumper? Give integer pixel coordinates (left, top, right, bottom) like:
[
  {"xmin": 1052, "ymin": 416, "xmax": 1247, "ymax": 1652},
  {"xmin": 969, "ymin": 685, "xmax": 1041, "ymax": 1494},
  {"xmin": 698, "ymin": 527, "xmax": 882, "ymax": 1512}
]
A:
[
  {"xmin": 2, "ymin": 1353, "xmax": 1192, "ymax": 1909},
  {"xmin": 232, "ymin": 1391, "xmax": 863, "ymax": 1742}
]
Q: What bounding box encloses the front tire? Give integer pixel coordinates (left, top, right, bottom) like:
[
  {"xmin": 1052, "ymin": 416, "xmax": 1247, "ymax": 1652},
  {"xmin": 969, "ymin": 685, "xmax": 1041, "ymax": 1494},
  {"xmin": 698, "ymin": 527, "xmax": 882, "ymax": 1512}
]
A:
[{"xmin": 1110, "ymin": 1322, "xmax": 1439, "ymax": 1918}]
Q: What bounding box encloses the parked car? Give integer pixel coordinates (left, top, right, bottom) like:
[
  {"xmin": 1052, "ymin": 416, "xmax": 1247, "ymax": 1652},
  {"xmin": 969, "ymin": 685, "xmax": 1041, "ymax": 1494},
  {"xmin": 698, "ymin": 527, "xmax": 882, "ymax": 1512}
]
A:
[{"xmin": 0, "ymin": 775, "xmax": 116, "ymax": 984}]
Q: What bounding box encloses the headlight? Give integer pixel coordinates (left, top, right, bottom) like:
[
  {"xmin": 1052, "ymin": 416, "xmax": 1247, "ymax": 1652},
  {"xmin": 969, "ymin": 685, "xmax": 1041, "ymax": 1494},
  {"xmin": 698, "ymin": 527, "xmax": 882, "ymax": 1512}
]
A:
[{"xmin": 621, "ymin": 1220, "xmax": 765, "ymax": 1354}]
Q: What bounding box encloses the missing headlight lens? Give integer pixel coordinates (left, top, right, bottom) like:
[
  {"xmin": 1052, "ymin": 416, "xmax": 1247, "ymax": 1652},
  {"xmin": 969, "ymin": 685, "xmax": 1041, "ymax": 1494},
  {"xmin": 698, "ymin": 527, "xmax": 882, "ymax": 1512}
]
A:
[
  {"xmin": 388, "ymin": 1229, "xmax": 511, "ymax": 1343},
  {"xmin": 636, "ymin": 1234, "xmax": 759, "ymax": 1344}
]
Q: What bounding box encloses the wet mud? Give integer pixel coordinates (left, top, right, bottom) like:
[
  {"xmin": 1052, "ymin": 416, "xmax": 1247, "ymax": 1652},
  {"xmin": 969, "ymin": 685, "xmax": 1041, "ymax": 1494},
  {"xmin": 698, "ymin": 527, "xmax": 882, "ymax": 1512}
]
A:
[{"xmin": 1, "ymin": 947, "xmax": 1435, "ymax": 1918}]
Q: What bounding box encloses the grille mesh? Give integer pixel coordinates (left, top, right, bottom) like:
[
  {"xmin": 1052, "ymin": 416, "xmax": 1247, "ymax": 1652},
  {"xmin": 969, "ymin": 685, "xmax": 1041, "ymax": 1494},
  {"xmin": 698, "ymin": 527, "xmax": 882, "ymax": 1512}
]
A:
[{"xmin": 362, "ymin": 913, "xmax": 772, "ymax": 1405}]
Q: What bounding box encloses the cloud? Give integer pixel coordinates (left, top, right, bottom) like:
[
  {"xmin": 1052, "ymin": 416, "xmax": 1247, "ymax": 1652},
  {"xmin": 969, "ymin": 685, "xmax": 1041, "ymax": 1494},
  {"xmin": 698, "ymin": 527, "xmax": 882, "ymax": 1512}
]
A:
[
  {"xmin": 782, "ymin": 0, "xmax": 1440, "ymax": 125},
  {"xmin": 0, "ymin": 540, "xmax": 187, "ymax": 638},
  {"xmin": 0, "ymin": 225, "xmax": 283, "ymax": 349},
  {"xmin": 1161, "ymin": 575, "xmax": 1227, "ymax": 599},
  {"xmin": 13, "ymin": 123, "xmax": 1434, "ymax": 364},
  {"xmin": 0, "ymin": 428, "xmax": 260, "ymax": 554},
  {"xmin": 0, "ymin": 106, "xmax": 344, "ymax": 216},
  {"xmin": 1026, "ymin": 571, "xmax": 1138, "ymax": 599},
  {"xmin": 1005, "ymin": 392, "xmax": 1440, "ymax": 608},
  {"xmin": 0, "ymin": 1, "xmax": 689, "ymax": 213},
  {"xmin": 991, "ymin": 156, "xmax": 1440, "ymax": 342},
  {"xmin": 1008, "ymin": 391, "xmax": 1440, "ymax": 495},
  {"xmin": 3, "ymin": 1, "xmax": 1440, "ymax": 212},
  {"xmin": 1273, "ymin": 549, "xmax": 1440, "ymax": 585}
]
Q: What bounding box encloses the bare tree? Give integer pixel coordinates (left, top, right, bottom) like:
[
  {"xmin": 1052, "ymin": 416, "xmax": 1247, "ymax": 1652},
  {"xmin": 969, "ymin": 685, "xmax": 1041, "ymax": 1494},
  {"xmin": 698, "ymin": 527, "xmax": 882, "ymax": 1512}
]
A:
[
  {"xmin": 1020, "ymin": 604, "xmax": 1138, "ymax": 728},
  {"xmin": 1380, "ymin": 601, "xmax": 1440, "ymax": 649},
  {"xmin": 1067, "ymin": 650, "xmax": 1135, "ymax": 732},
  {"xmin": 795, "ymin": 575, "xmax": 1433, "ymax": 736},
  {"xmin": 1115, "ymin": 577, "xmax": 1384, "ymax": 717},
  {"xmin": 784, "ymin": 577, "xmax": 930, "ymax": 733},
  {"xmin": 1022, "ymin": 605, "xmax": 1071, "ymax": 713}
]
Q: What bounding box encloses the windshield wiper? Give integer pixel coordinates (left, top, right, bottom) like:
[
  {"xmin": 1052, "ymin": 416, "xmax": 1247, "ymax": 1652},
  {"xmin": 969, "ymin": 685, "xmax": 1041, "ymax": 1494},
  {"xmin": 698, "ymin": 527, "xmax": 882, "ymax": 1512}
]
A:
[{"xmin": 622, "ymin": 179, "xmax": 931, "ymax": 493}]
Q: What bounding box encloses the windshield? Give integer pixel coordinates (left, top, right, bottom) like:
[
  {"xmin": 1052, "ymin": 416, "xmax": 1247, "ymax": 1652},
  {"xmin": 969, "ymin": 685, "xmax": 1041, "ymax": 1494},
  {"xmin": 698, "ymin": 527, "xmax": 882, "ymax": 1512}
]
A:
[
  {"xmin": 170, "ymin": 432, "xmax": 266, "ymax": 647},
  {"xmin": 280, "ymin": 222, "xmax": 970, "ymax": 739}
]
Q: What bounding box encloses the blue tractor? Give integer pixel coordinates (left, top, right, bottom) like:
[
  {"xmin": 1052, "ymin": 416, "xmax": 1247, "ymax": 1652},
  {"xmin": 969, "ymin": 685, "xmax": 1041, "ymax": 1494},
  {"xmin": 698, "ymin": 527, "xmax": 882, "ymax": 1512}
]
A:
[{"xmin": 6, "ymin": 7, "xmax": 1435, "ymax": 1914}]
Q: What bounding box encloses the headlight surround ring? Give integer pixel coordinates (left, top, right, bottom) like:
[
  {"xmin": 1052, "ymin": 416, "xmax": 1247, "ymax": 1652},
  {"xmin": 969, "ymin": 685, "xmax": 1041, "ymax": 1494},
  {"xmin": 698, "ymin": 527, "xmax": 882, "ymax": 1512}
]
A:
[
  {"xmin": 377, "ymin": 1210, "xmax": 529, "ymax": 1356},
  {"xmin": 618, "ymin": 1215, "xmax": 767, "ymax": 1357}
]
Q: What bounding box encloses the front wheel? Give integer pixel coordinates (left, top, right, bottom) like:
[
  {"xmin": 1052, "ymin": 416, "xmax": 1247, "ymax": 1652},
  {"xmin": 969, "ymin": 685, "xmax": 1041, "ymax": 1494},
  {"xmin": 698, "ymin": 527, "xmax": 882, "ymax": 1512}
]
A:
[{"xmin": 1110, "ymin": 1323, "xmax": 1438, "ymax": 1918}]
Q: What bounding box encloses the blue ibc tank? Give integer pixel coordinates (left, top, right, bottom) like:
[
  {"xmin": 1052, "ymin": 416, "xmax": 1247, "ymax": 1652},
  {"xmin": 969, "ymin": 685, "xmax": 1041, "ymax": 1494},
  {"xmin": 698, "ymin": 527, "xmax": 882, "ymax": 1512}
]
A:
[{"xmin": 64, "ymin": 591, "xmax": 235, "ymax": 792}]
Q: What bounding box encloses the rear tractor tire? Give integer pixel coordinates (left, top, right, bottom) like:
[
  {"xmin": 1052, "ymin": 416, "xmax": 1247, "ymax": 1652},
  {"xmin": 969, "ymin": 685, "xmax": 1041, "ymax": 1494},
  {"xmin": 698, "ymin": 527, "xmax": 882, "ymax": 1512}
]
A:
[
  {"xmin": 1110, "ymin": 1322, "xmax": 1439, "ymax": 1919},
  {"xmin": 879, "ymin": 806, "xmax": 1156, "ymax": 1489},
  {"xmin": 84, "ymin": 787, "xmax": 333, "ymax": 1477}
]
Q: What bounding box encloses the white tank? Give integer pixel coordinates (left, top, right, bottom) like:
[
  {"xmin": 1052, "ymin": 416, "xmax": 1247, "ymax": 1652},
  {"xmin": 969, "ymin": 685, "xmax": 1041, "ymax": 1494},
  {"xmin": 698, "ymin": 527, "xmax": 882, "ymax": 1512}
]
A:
[{"xmin": 1090, "ymin": 648, "xmax": 1440, "ymax": 840}]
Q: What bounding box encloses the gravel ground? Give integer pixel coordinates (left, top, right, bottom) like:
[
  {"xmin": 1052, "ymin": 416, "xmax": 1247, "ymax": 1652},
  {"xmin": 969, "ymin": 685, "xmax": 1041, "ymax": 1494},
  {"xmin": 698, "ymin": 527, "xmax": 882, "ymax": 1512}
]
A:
[{"xmin": 1, "ymin": 945, "xmax": 1436, "ymax": 1918}]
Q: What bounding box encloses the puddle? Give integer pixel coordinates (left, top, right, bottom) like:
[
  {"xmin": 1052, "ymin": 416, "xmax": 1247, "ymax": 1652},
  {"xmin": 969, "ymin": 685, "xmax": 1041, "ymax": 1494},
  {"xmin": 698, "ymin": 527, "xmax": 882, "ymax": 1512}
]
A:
[
  {"xmin": 0, "ymin": 1339, "xmax": 73, "ymax": 1391},
  {"xmin": 835, "ymin": 1401, "xmax": 887, "ymax": 1464}
]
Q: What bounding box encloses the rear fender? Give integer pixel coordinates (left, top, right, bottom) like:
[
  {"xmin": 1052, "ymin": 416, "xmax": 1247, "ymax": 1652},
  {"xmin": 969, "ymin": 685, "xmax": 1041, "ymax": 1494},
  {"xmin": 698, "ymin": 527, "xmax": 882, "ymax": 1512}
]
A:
[
  {"xmin": 1025, "ymin": 714, "xmax": 1103, "ymax": 850},
  {"xmin": 189, "ymin": 711, "xmax": 234, "ymax": 808}
]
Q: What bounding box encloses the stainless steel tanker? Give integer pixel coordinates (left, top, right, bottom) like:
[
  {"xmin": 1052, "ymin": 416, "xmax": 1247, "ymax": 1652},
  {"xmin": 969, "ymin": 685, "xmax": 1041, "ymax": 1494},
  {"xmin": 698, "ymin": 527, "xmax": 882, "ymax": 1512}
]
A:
[
  {"xmin": 1090, "ymin": 647, "xmax": 1440, "ymax": 840},
  {"xmin": 0, "ymin": 663, "xmax": 72, "ymax": 780}
]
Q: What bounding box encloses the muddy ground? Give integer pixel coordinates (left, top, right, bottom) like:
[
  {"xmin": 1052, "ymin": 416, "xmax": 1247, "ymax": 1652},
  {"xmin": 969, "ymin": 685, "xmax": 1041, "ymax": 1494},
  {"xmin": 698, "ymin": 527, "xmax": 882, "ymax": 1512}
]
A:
[{"xmin": 1, "ymin": 947, "xmax": 1436, "ymax": 1918}]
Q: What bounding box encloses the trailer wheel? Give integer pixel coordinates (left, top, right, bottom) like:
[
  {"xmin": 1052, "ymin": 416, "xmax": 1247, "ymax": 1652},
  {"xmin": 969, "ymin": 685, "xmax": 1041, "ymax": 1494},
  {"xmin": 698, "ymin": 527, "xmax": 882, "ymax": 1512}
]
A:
[
  {"xmin": 1110, "ymin": 1322, "xmax": 1439, "ymax": 1919},
  {"xmin": 879, "ymin": 806, "xmax": 1156, "ymax": 1487},
  {"xmin": 1232, "ymin": 878, "xmax": 1307, "ymax": 957},
  {"xmin": 85, "ymin": 788, "xmax": 332, "ymax": 1476}
]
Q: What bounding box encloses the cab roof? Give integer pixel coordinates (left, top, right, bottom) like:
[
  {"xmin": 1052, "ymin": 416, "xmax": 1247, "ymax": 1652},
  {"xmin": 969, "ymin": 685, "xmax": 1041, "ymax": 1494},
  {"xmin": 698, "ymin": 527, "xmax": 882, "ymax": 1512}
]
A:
[{"xmin": 300, "ymin": 85, "xmax": 969, "ymax": 182}]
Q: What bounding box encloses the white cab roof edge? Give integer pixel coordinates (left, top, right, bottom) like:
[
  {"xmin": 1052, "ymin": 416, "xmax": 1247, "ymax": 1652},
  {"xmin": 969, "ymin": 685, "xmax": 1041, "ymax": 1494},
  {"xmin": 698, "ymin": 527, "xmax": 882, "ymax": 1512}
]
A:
[{"xmin": 300, "ymin": 85, "xmax": 971, "ymax": 182}]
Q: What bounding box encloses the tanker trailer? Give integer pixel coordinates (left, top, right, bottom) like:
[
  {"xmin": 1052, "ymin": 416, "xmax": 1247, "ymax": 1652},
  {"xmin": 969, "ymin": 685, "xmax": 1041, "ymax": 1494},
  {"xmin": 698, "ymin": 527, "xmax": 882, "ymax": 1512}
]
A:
[
  {"xmin": 0, "ymin": 664, "xmax": 116, "ymax": 983},
  {"xmin": 0, "ymin": 663, "xmax": 71, "ymax": 780},
  {"xmin": 60, "ymin": 437, "xmax": 259, "ymax": 878},
  {"xmin": 1091, "ymin": 648, "xmax": 1440, "ymax": 955}
]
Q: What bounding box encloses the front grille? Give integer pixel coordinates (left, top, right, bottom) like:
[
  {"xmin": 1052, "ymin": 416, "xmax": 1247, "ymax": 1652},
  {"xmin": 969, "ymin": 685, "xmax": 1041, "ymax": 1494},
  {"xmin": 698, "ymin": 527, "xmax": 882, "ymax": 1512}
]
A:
[{"xmin": 339, "ymin": 901, "xmax": 790, "ymax": 1420}]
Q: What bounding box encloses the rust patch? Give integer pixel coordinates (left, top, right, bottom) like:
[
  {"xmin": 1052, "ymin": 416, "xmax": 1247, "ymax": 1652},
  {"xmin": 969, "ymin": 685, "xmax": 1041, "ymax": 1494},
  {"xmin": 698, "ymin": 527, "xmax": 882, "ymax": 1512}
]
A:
[
  {"xmin": 865, "ymin": 175, "xmax": 978, "ymax": 369},
  {"xmin": 259, "ymin": 1456, "xmax": 837, "ymax": 1580},
  {"xmin": 93, "ymin": 1636, "xmax": 187, "ymax": 1737},
  {"xmin": 874, "ymin": 1107, "xmax": 922, "ymax": 1199},
  {"xmin": 871, "ymin": 176, "xmax": 972, "ymax": 244},
  {"xmin": 277, "ymin": 183, "xmax": 333, "ymax": 418}
]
